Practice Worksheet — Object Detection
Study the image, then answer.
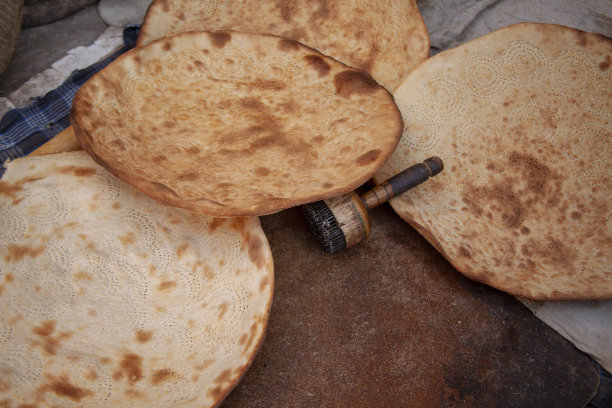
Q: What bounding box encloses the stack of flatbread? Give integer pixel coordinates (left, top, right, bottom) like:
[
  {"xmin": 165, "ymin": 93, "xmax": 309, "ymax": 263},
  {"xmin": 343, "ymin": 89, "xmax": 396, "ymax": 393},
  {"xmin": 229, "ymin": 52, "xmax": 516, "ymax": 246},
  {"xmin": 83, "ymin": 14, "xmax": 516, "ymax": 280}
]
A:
[
  {"xmin": 2, "ymin": 0, "xmax": 611, "ymax": 405},
  {"xmin": 375, "ymin": 23, "xmax": 611, "ymax": 301},
  {"xmin": 1, "ymin": 2, "xmax": 432, "ymax": 407},
  {"xmin": 70, "ymin": 0, "xmax": 433, "ymax": 216}
]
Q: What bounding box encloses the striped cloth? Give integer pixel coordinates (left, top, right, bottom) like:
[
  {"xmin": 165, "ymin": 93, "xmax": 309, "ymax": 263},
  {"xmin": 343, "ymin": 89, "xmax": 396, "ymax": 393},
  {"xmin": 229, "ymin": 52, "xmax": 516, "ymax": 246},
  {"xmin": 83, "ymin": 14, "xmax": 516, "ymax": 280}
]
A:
[{"xmin": 0, "ymin": 25, "xmax": 139, "ymax": 164}]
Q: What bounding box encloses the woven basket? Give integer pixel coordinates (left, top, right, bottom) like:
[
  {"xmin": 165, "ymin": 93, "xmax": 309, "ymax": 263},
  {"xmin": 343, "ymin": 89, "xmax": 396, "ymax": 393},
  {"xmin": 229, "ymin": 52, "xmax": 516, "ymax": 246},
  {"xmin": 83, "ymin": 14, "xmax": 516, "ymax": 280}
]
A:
[{"xmin": 0, "ymin": 0, "xmax": 23, "ymax": 76}]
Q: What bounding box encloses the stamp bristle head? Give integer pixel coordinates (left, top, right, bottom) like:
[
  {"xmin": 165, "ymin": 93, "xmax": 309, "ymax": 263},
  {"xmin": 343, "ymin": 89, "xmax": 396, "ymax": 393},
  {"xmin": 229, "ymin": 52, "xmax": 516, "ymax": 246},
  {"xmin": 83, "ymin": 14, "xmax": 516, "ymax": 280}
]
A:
[{"xmin": 303, "ymin": 200, "xmax": 347, "ymax": 253}]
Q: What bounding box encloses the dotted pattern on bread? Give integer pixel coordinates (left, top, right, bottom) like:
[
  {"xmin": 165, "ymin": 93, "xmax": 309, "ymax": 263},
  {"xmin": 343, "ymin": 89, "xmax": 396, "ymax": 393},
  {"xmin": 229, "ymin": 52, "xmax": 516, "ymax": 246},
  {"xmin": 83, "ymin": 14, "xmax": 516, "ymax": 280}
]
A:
[
  {"xmin": 137, "ymin": 0, "xmax": 429, "ymax": 91},
  {"xmin": 376, "ymin": 23, "xmax": 612, "ymax": 300},
  {"xmin": 0, "ymin": 151, "xmax": 274, "ymax": 407},
  {"xmin": 71, "ymin": 31, "xmax": 403, "ymax": 216}
]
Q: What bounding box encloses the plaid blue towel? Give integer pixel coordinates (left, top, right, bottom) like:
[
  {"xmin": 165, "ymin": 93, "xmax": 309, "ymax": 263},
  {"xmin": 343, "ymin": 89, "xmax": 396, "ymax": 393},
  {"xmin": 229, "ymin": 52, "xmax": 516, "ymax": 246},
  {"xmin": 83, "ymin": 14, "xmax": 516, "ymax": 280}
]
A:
[{"xmin": 0, "ymin": 25, "xmax": 140, "ymax": 164}]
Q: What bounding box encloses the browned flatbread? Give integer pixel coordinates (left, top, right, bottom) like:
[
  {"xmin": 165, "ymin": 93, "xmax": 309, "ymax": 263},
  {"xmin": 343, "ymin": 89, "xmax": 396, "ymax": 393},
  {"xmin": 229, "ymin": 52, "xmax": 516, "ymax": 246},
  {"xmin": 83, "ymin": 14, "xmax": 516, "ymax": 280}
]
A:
[
  {"xmin": 71, "ymin": 31, "xmax": 403, "ymax": 217},
  {"xmin": 137, "ymin": 0, "xmax": 429, "ymax": 91},
  {"xmin": 375, "ymin": 23, "xmax": 612, "ymax": 300},
  {"xmin": 0, "ymin": 150, "xmax": 274, "ymax": 407}
]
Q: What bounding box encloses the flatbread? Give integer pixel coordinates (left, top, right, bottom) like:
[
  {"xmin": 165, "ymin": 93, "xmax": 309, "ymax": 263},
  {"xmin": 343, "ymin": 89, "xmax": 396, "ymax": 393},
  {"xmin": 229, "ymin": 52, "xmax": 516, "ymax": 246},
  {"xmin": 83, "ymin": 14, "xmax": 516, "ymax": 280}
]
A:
[
  {"xmin": 71, "ymin": 31, "xmax": 403, "ymax": 217},
  {"xmin": 375, "ymin": 23, "xmax": 612, "ymax": 300},
  {"xmin": 137, "ymin": 0, "xmax": 429, "ymax": 91},
  {"xmin": 0, "ymin": 151, "xmax": 274, "ymax": 407}
]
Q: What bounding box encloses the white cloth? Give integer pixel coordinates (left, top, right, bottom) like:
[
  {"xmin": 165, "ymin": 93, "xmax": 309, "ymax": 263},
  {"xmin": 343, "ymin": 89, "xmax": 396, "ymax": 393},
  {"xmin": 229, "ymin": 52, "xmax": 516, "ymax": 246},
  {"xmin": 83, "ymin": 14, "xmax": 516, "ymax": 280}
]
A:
[
  {"xmin": 419, "ymin": 0, "xmax": 612, "ymax": 54},
  {"xmin": 520, "ymin": 299, "xmax": 612, "ymax": 373},
  {"xmin": 0, "ymin": 26, "xmax": 124, "ymax": 117},
  {"xmin": 98, "ymin": 0, "xmax": 153, "ymax": 27}
]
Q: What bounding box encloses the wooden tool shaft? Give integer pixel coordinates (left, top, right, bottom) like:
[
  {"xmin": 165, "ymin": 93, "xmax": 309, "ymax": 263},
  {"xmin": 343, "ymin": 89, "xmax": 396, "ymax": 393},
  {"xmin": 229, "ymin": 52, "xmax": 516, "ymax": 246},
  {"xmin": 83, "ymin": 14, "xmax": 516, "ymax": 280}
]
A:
[{"xmin": 360, "ymin": 156, "xmax": 443, "ymax": 210}]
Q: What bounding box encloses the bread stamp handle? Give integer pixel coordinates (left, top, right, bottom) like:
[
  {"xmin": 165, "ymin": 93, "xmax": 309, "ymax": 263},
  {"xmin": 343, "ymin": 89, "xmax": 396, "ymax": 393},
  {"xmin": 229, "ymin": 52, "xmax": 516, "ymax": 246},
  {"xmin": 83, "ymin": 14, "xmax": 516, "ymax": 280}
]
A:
[{"xmin": 361, "ymin": 156, "xmax": 444, "ymax": 210}]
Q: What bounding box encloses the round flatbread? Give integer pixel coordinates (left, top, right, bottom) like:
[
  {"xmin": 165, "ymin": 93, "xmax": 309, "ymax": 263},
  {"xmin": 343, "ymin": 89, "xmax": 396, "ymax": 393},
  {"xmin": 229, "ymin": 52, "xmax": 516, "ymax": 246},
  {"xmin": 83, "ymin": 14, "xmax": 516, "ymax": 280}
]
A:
[
  {"xmin": 0, "ymin": 151, "xmax": 274, "ymax": 407},
  {"xmin": 71, "ymin": 31, "xmax": 403, "ymax": 217},
  {"xmin": 375, "ymin": 23, "xmax": 612, "ymax": 300},
  {"xmin": 137, "ymin": 0, "xmax": 429, "ymax": 91}
]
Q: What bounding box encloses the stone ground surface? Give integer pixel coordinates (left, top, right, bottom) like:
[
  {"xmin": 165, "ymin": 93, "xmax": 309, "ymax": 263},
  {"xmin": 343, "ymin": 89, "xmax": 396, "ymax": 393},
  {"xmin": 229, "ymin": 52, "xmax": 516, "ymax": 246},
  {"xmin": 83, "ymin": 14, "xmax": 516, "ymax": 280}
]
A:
[{"xmin": 221, "ymin": 206, "xmax": 598, "ymax": 407}]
